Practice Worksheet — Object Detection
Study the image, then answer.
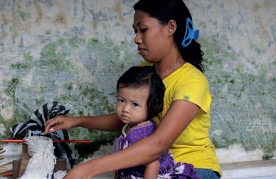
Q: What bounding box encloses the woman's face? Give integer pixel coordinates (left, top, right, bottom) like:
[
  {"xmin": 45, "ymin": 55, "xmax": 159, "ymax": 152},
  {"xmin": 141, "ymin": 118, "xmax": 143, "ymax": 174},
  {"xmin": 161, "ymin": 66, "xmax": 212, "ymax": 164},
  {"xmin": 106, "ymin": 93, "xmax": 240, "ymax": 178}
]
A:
[{"xmin": 133, "ymin": 10, "xmax": 171, "ymax": 63}]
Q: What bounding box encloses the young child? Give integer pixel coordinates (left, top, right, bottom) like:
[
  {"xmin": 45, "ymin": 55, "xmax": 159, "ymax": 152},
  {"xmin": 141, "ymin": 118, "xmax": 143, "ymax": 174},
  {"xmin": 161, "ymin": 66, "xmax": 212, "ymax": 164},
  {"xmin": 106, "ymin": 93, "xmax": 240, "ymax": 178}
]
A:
[{"xmin": 114, "ymin": 66, "xmax": 199, "ymax": 179}]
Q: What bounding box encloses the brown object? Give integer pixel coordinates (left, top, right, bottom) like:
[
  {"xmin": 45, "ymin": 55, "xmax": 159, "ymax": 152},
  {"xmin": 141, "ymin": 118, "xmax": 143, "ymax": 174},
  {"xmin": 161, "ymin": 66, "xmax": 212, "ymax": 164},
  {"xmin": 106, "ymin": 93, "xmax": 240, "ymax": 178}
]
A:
[
  {"xmin": 12, "ymin": 144, "xmax": 67, "ymax": 179},
  {"xmin": 0, "ymin": 147, "xmax": 13, "ymax": 176}
]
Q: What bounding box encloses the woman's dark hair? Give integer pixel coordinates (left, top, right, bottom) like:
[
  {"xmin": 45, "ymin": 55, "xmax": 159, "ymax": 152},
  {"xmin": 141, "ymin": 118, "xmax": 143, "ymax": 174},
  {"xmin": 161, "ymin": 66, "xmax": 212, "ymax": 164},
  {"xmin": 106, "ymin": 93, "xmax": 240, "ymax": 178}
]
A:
[
  {"xmin": 117, "ymin": 66, "xmax": 165, "ymax": 120},
  {"xmin": 134, "ymin": 0, "xmax": 204, "ymax": 72}
]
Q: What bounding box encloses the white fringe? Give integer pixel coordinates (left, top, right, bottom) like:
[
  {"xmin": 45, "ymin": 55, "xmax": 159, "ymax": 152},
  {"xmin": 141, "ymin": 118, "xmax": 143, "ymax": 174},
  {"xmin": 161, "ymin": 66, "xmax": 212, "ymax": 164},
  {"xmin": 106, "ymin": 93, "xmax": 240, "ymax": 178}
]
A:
[
  {"xmin": 19, "ymin": 135, "xmax": 56, "ymax": 179},
  {"xmin": 53, "ymin": 170, "xmax": 67, "ymax": 179}
]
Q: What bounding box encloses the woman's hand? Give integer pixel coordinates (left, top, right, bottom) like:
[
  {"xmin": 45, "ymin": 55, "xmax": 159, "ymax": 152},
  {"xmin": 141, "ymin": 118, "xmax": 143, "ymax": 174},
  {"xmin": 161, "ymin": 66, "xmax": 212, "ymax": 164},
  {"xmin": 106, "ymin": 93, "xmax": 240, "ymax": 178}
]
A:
[
  {"xmin": 44, "ymin": 116, "xmax": 79, "ymax": 134},
  {"xmin": 45, "ymin": 113, "xmax": 123, "ymax": 134}
]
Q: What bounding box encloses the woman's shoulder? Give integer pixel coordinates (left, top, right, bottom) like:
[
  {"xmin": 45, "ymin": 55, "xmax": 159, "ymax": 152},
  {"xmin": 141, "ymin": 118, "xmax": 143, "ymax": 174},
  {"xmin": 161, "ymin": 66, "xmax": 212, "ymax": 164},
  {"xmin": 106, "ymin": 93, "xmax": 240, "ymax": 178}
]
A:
[
  {"xmin": 181, "ymin": 63, "xmax": 207, "ymax": 79},
  {"xmin": 166, "ymin": 63, "xmax": 208, "ymax": 85}
]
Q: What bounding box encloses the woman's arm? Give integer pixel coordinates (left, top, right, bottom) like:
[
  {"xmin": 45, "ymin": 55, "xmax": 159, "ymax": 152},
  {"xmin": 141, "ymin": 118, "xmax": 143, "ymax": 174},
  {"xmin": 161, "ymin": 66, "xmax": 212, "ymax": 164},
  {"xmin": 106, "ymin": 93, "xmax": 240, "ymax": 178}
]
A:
[
  {"xmin": 44, "ymin": 113, "xmax": 124, "ymax": 133},
  {"xmin": 144, "ymin": 160, "xmax": 160, "ymax": 179},
  {"xmin": 64, "ymin": 100, "xmax": 199, "ymax": 179}
]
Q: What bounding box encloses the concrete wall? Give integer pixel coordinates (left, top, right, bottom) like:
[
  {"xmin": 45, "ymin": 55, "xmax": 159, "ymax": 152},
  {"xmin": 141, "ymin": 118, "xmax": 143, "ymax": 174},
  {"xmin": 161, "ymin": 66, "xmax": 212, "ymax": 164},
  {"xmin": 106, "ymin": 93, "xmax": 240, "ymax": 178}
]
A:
[{"xmin": 0, "ymin": 0, "xmax": 275, "ymax": 164}]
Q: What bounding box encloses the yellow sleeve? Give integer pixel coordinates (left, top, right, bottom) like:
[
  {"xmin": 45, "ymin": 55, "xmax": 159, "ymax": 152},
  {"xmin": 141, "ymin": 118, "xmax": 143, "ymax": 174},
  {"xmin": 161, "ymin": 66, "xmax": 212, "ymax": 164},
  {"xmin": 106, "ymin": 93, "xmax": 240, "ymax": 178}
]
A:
[{"xmin": 172, "ymin": 70, "xmax": 212, "ymax": 113}]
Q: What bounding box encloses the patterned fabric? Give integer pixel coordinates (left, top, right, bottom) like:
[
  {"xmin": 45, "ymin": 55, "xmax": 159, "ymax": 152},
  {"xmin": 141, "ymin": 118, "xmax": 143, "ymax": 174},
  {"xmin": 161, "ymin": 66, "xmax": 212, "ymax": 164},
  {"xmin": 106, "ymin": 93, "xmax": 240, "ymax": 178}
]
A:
[
  {"xmin": 114, "ymin": 120, "xmax": 199, "ymax": 179},
  {"xmin": 10, "ymin": 102, "xmax": 76, "ymax": 169}
]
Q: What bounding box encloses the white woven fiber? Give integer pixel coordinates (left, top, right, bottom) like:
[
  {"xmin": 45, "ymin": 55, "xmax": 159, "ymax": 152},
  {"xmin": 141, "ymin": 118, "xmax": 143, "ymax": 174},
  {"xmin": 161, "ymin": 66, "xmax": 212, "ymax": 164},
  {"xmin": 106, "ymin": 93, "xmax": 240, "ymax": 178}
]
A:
[
  {"xmin": 53, "ymin": 170, "xmax": 67, "ymax": 179},
  {"xmin": 19, "ymin": 136, "xmax": 56, "ymax": 179}
]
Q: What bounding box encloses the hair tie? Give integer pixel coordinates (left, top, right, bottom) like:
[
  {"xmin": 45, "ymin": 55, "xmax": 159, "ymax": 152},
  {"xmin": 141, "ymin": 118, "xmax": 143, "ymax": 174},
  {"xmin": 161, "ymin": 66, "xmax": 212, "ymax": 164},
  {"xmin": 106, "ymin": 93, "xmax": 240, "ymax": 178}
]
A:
[{"xmin": 181, "ymin": 18, "xmax": 199, "ymax": 48}]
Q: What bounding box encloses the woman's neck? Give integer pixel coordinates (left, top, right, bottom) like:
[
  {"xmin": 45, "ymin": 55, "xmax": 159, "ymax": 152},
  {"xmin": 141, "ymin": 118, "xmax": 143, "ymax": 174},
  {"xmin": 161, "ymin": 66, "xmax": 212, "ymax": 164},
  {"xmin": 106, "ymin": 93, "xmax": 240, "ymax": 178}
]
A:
[{"xmin": 155, "ymin": 53, "xmax": 185, "ymax": 79}]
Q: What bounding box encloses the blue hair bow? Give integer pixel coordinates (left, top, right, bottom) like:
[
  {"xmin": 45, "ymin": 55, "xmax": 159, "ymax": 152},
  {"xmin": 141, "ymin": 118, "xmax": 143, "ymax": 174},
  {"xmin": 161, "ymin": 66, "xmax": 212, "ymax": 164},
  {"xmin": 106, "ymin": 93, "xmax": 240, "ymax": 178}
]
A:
[{"xmin": 181, "ymin": 18, "xmax": 199, "ymax": 48}]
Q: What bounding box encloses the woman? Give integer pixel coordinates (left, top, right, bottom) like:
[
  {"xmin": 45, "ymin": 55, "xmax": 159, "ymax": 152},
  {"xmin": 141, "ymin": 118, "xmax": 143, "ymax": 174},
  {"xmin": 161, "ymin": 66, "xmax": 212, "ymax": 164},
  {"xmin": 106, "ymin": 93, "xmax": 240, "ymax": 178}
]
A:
[{"xmin": 45, "ymin": 0, "xmax": 221, "ymax": 178}]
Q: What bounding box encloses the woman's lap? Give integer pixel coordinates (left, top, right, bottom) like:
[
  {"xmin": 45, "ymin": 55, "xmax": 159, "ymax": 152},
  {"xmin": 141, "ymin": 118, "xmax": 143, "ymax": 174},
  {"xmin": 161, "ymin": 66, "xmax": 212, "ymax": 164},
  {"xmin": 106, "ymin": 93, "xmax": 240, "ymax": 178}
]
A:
[{"xmin": 194, "ymin": 168, "xmax": 220, "ymax": 179}]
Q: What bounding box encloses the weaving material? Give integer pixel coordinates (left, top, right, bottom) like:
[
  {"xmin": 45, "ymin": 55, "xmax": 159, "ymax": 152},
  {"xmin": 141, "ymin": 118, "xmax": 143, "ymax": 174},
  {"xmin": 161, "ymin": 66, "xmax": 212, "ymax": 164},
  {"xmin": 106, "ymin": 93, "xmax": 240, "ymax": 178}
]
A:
[
  {"xmin": 53, "ymin": 170, "xmax": 67, "ymax": 179},
  {"xmin": 10, "ymin": 102, "xmax": 76, "ymax": 169},
  {"xmin": 19, "ymin": 135, "xmax": 56, "ymax": 179},
  {"xmin": 19, "ymin": 135, "xmax": 67, "ymax": 179}
]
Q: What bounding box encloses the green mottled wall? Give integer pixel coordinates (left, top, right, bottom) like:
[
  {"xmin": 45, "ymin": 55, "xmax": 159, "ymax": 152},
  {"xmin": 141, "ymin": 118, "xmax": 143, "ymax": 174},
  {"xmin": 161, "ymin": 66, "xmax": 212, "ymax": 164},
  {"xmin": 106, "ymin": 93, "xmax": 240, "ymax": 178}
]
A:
[
  {"xmin": 0, "ymin": 0, "xmax": 275, "ymax": 162},
  {"xmin": 190, "ymin": 0, "xmax": 276, "ymax": 161}
]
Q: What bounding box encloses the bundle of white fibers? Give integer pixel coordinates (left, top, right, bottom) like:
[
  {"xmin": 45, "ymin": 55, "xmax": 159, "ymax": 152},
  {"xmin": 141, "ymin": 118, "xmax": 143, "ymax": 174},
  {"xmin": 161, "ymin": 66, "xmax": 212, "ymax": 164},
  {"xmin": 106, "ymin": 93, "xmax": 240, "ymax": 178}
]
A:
[
  {"xmin": 53, "ymin": 170, "xmax": 67, "ymax": 179},
  {"xmin": 19, "ymin": 135, "xmax": 56, "ymax": 179}
]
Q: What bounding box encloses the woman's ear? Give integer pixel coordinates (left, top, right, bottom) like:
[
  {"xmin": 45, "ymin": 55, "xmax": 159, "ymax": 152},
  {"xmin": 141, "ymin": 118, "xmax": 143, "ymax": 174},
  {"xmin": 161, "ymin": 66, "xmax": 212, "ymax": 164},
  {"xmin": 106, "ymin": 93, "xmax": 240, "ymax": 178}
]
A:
[{"xmin": 167, "ymin": 20, "xmax": 177, "ymax": 37}]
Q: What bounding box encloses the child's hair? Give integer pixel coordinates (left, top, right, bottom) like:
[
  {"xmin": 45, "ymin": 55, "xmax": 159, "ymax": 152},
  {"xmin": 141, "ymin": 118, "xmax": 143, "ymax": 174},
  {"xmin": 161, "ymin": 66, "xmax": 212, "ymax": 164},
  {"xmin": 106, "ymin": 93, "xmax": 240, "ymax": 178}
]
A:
[
  {"xmin": 134, "ymin": 0, "xmax": 205, "ymax": 72},
  {"xmin": 117, "ymin": 66, "xmax": 165, "ymax": 120}
]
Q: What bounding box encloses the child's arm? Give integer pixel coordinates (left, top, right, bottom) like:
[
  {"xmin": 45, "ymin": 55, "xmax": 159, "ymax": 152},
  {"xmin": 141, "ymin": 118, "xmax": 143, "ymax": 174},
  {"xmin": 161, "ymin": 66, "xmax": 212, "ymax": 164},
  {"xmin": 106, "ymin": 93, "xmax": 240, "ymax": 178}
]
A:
[{"xmin": 144, "ymin": 159, "xmax": 160, "ymax": 179}]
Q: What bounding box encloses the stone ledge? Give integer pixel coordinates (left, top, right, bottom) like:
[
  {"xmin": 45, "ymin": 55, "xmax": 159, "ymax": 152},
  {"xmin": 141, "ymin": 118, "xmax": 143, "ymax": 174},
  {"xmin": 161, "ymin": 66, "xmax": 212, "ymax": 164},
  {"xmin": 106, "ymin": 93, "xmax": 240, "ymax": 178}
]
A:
[{"xmin": 221, "ymin": 159, "xmax": 276, "ymax": 179}]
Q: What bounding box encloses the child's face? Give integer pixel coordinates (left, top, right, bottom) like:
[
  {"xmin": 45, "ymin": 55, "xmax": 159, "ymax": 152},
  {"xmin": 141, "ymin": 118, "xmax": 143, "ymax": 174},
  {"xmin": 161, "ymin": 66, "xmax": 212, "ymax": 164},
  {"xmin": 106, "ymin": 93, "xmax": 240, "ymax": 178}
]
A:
[{"xmin": 116, "ymin": 85, "xmax": 149, "ymax": 127}]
